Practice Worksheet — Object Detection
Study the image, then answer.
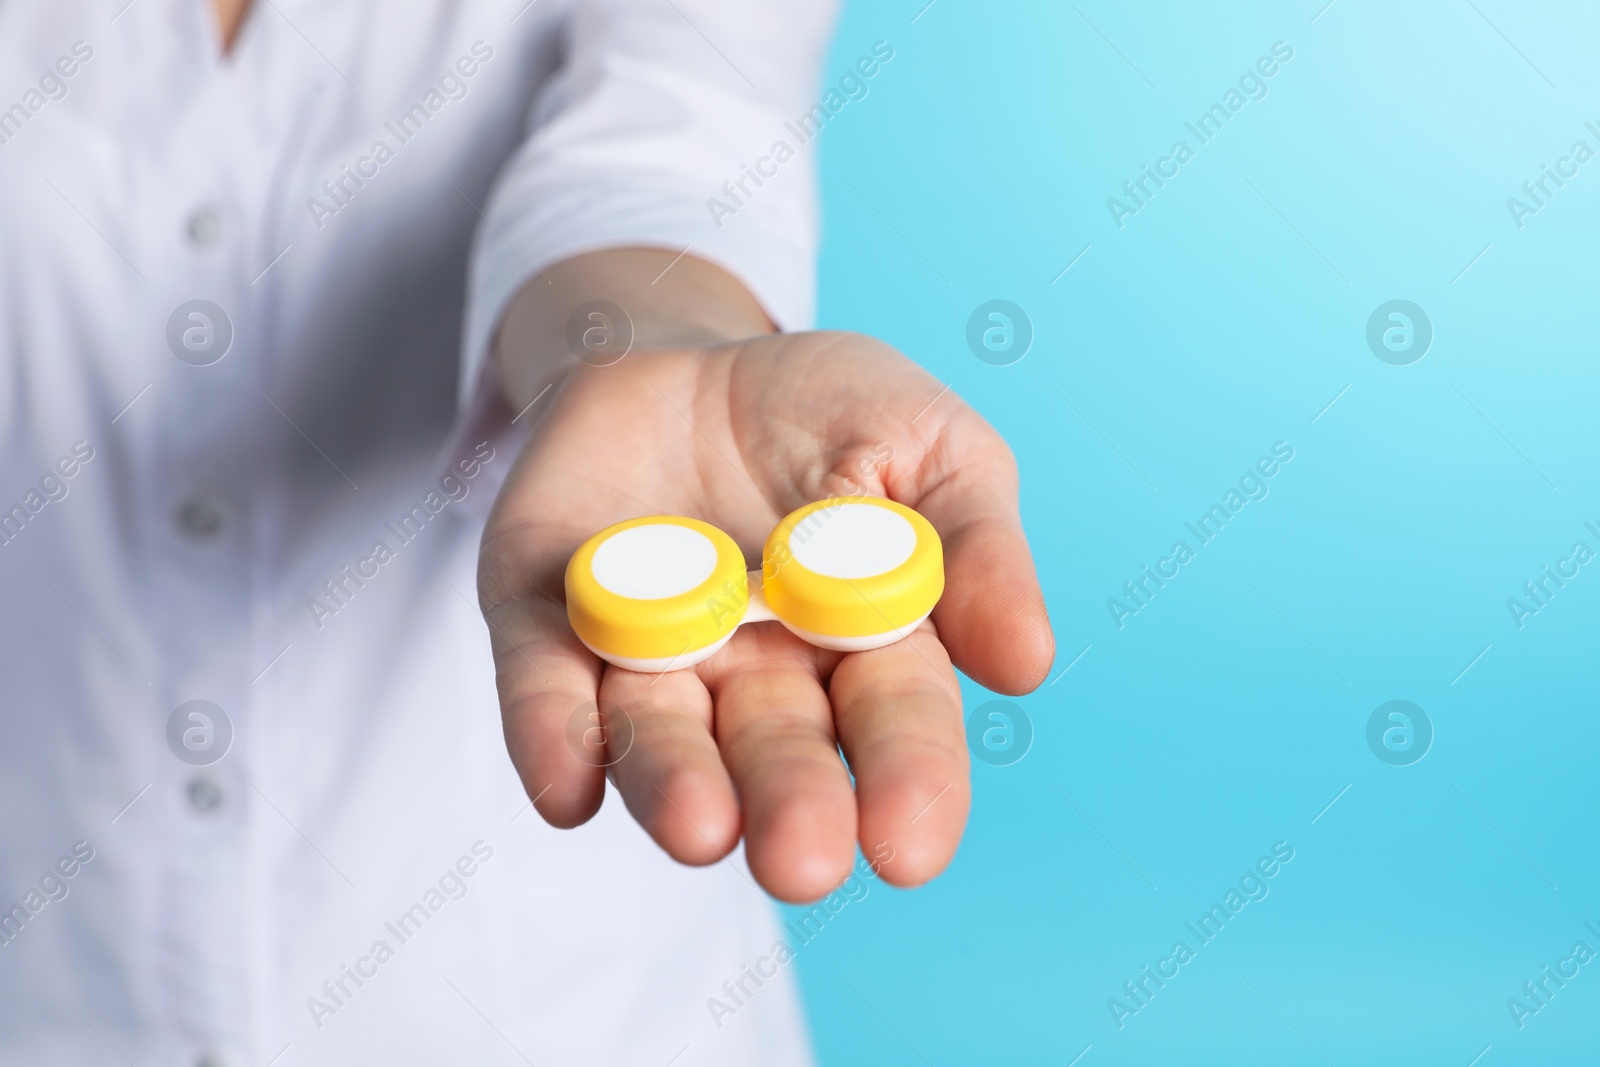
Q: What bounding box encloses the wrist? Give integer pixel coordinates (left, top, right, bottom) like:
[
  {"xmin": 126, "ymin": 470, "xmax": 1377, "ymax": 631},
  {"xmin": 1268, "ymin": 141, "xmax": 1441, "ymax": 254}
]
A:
[{"xmin": 493, "ymin": 247, "xmax": 776, "ymax": 411}]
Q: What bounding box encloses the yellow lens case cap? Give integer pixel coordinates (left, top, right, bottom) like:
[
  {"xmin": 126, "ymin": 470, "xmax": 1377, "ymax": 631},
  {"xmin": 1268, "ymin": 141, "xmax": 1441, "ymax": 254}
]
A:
[
  {"xmin": 762, "ymin": 497, "xmax": 944, "ymax": 648},
  {"xmin": 565, "ymin": 516, "xmax": 749, "ymax": 670}
]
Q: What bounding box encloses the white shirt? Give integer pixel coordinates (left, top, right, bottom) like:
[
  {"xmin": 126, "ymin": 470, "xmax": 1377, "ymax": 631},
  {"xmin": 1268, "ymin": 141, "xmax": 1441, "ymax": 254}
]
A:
[{"xmin": 0, "ymin": 1, "xmax": 837, "ymax": 1064}]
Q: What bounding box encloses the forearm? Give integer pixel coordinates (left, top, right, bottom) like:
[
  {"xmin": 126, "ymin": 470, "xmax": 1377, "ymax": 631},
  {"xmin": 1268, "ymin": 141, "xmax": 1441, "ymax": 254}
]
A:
[{"xmin": 492, "ymin": 248, "xmax": 777, "ymax": 412}]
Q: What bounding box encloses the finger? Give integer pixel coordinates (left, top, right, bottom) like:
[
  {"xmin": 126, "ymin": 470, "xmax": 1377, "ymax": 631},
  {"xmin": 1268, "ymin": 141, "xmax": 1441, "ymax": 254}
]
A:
[
  {"xmin": 478, "ymin": 528, "xmax": 606, "ymax": 828},
  {"xmin": 702, "ymin": 627, "xmax": 858, "ymax": 903},
  {"xmin": 830, "ymin": 628, "xmax": 968, "ymax": 888},
  {"xmin": 910, "ymin": 418, "xmax": 1054, "ymax": 694},
  {"xmin": 598, "ymin": 665, "xmax": 740, "ymax": 866}
]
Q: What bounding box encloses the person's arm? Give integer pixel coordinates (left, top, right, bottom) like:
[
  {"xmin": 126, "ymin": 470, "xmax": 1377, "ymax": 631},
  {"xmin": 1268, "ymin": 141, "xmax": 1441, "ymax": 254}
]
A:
[
  {"xmin": 462, "ymin": 0, "xmax": 1049, "ymax": 902},
  {"xmin": 477, "ymin": 255, "xmax": 1054, "ymax": 902}
]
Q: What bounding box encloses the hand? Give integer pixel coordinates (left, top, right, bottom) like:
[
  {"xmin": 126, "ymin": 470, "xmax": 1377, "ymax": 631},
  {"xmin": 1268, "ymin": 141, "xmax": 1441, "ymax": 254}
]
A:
[{"xmin": 477, "ymin": 257, "xmax": 1053, "ymax": 903}]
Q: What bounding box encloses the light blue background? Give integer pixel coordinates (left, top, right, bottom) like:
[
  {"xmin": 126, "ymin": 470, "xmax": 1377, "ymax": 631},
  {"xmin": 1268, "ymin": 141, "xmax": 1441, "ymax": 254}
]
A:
[{"xmin": 787, "ymin": 1, "xmax": 1600, "ymax": 1063}]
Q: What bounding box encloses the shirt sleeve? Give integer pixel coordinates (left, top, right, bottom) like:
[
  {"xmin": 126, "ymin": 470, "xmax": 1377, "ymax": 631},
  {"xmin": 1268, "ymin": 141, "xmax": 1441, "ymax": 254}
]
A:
[{"xmin": 457, "ymin": 0, "xmax": 842, "ymax": 412}]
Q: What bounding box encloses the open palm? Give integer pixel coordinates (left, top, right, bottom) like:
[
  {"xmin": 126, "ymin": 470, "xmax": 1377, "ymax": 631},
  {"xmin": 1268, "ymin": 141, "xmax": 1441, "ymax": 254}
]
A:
[{"xmin": 478, "ymin": 330, "xmax": 1053, "ymax": 902}]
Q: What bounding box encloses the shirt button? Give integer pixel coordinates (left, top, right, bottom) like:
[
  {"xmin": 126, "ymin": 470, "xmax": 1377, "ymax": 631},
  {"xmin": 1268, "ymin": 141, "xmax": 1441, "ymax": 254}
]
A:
[
  {"xmin": 186, "ymin": 774, "xmax": 225, "ymax": 813},
  {"xmin": 175, "ymin": 494, "xmax": 226, "ymax": 540},
  {"xmin": 186, "ymin": 207, "xmax": 224, "ymax": 248},
  {"xmin": 196, "ymin": 1053, "xmax": 227, "ymax": 1067}
]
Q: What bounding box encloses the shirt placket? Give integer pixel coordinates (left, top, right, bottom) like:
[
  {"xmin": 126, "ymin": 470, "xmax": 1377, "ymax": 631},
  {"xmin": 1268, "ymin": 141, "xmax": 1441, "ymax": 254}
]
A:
[{"xmin": 141, "ymin": 11, "xmax": 276, "ymax": 1065}]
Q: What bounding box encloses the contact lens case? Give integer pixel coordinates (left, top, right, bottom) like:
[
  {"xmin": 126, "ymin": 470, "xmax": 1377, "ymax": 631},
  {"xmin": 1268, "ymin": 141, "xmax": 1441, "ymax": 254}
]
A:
[{"xmin": 564, "ymin": 497, "xmax": 944, "ymax": 672}]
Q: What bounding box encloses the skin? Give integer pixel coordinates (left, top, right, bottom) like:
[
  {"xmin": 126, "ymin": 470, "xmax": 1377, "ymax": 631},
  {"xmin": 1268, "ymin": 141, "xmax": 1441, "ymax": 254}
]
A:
[
  {"xmin": 208, "ymin": 0, "xmax": 1054, "ymax": 902},
  {"xmin": 213, "ymin": 0, "xmax": 251, "ymax": 51},
  {"xmin": 482, "ymin": 249, "xmax": 1054, "ymax": 901}
]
